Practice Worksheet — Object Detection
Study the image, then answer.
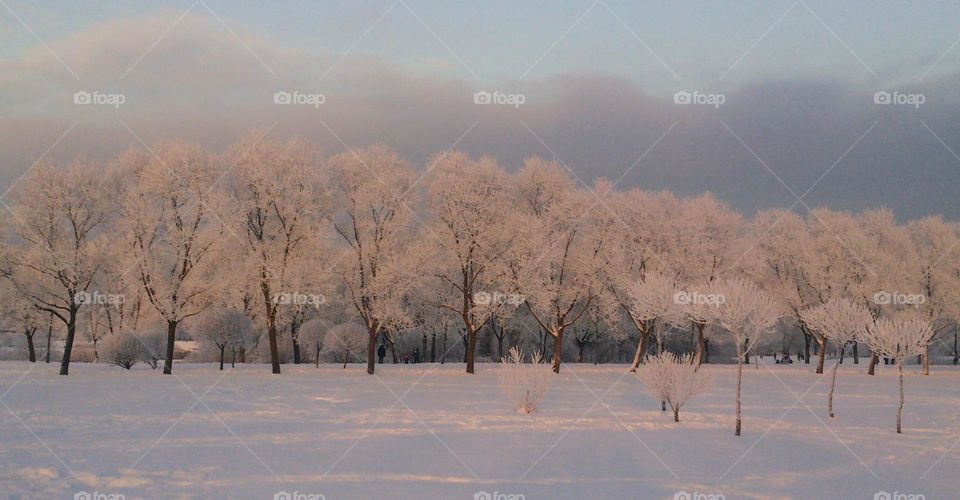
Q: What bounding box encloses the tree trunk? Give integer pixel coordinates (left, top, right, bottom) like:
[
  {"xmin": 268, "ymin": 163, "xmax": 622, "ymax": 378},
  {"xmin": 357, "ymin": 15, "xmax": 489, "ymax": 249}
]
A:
[
  {"xmin": 839, "ymin": 344, "xmax": 846, "ymax": 364},
  {"xmin": 430, "ymin": 332, "xmax": 437, "ymax": 363},
  {"xmin": 922, "ymin": 345, "xmax": 930, "ymax": 375},
  {"xmin": 853, "ymin": 342, "xmax": 859, "ymax": 364},
  {"xmin": 868, "ymin": 352, "xmax": 879, "ymax": 376},
  {"xmin": 440, "ymin": 331, "xmax": 447, "ymax": 364},
  {"xmin": 828, "ymin": 357, "xmax": 840, "ymax": 417},
  {"xmin": 239, "ymin": 346, "xmax": 246, "ymax": 363},
  {"xmin": 673, "ymin": 407, "xmax": 679, "ymax": 422},
  {"xmin": 744, "ymin": 337, "xmax": 750, "ymax": 365},
  {"xmin": 953, "ymin": 328, "xmax": 958, "ymax": 365},
  {"xmin": 232, "ymin": 349, "xmax": 236, "ymax": 368},
  {"xmin": 343, "ymin": 351, "xmax": 349, "ymax": 369},
  {"xmin": 45, "ymin": 312, "xmax": 53, "ymax": 364},
  {"xmin": 816, "ymin": 339, "xmax": 826, "ymax": 374},
  {"xmin": 59, "ymin": 308, "xmax": 78, "ymax": 376},
  {"xmin": 735, "ymin": 355, "xmax": 743, "ymax": 436},
  {"xmin": 219, "ymin": 346, "xmax": 225, "ymax": 370},
  {"xmin": 803, "ymin": 332, "xmax": 811, "ymax": 364},
  {"xmin": 629, "ymin": 330, "xmax": 650, "ymax": 372},
  {"xmin": 25, "ymin": 330, "xmax": 36, "ymax": 362},
  {"xmin": 551, "ymin": 330, "xmax": 564, "ymax": 374},
  {"xmin": 896, "ymin": 364, "xmax": 904, "ymax": 434},
  {"xmin": 366, "ymin": 327, "xmax": 377, "ymax": 374},
  {"xmin": 315, "ymin": 345, "xmax": 321, "ymax": 368},
  {"xmin": 465, "ymin": 326, "xmax": 478, "ymax": 374},
  {"xmin": 694, "ymin": 322, "xmax": 706, "ymax": 369},
  {"xmin": 497, "ymin": 334, "xmax": 504, "ymax": 362},
  {"xmin": 163, "ymin": 319, "xmax": 177, "ymax": 375},
  {"xmin": 291, "ymin": 320, "xmax": 301, "ymax": 364}
]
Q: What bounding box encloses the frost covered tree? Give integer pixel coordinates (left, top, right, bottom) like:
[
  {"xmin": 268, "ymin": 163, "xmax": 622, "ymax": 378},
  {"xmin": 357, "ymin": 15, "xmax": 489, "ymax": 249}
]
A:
[
  {"xmin": 800, "ymin": 298, "xmax": 873, "ymax": 417},
  {"xmin": 628, "ymin": 272, "xmax": 683, "ymax": 369},
  {"xmin": 324, "ymin": 145, "xmax": 417, "ymax": 374},
  {"xmin": 497, "ymin": 347, "xmax": 553, "ymax": 414},
  {"xmin": 226, "ymin": 133, "xmax": 323, "ymax": 374},
  {"xmin": 712, "ymin": 278, "xmax": 782, "ymax": 435},
  {"xmin": 421, "ymin": 152, "xmax": 516, "ymax": 373},
  {"xmin": 117, "ymin": 141, "xmax": 225, "ymax": 374},
  {"xmin": 636, "ymin": 352, "xmax": 712, "ymax": 422},
  {"xmin": 196, "ymin": 309, "xmax": 253, "ymax": 370},
  {"xmin": 510, "ymin": 159, "xmax": 611, "ymax": 373},
  {"xmin": 857, "ymin": 316, "xmax": 933, "ymax": 433},
  {"xmin": 323, "ymin": 323, "xmax": 368, "ymax": 368},
  {"xmin": 102, "ymin": 331, "xmax": 145, "ymax": 370},
  {"xmin": 0, "ymin": 161, "xmax": 109, "ymax": 375}
]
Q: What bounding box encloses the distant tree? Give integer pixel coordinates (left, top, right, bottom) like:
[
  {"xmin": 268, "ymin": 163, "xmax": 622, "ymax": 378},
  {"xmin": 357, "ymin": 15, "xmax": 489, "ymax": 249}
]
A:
[
  {"xmin": 712, "ymin": 278, "xmax": 782, "ymax": 436},
  {"xmin": 800, "ymin": 298, "xmax": 873, "ymax": 417},
  {"xmin": 196, "ymin": 309, "xmax": 253, "ymax": 370},
  {"xmin": 323, "ymin": 323, "xmax": 368, "ymax": 368},
  {"xmin": 857, "ymin": 316, "xmax": 933, "ymax": 433},
  {"xmin": 637, "ymin": 352, "xmax": 712, "ymax": 422}
]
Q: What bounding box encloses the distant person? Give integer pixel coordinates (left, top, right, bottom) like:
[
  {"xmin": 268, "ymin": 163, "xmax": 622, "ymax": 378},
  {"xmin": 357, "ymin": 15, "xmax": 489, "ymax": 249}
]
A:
[{"xmin": 377, "ymin": 344, "xmax": 387, "ymax": 364}]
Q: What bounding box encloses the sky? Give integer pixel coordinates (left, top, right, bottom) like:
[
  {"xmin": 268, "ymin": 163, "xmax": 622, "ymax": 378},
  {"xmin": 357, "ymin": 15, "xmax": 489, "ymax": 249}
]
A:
[{"xmin": 2, "ymin": 0, "xmax": 960, "ymax": 219}]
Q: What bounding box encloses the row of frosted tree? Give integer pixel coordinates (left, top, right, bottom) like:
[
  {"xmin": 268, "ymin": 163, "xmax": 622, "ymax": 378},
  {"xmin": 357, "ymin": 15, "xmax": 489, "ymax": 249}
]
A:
[{"xmin": 1, "ymin": 131, "xmax": 958, "ymax": 386}]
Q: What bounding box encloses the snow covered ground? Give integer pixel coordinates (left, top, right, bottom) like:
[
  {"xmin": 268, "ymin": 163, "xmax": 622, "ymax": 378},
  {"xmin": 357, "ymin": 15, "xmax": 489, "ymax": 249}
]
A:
[{"xmin": 0, "ymin": 360, "xmax": 957, "ymax": 499}]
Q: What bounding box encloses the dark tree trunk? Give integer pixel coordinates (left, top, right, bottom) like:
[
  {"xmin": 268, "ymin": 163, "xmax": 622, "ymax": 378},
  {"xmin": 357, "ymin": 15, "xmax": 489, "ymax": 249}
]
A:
[
  {"xmin": 440, "ymin": 331, "xmax": 447, "ymax": 364},
  {"xmin": 163, "ymin": 319, "xmax": 178, "ymax": 374},
  {"xmin": 803, "ymin": 332, "xmax": 811, "ymax": 364},
  {"xmin": 497, "ymin": 333, "xmax": 504, "ymax": 362},
  {"xmin": 25, "ymin": 329, "xmax": 36, "ymax": 362},
  {"xmin": 868, "ymin": 352, "xmax": 879, "ymax": 375},
  {"xmin": 430, "ymin": 332, "xmax": 436, "ymax": 363},
  {"xmin": 239, "ymin": 346, "xmax": 246, "ymax": 363},
  {"xmin": 291, "ymin": 320, "xmax": 301, "ymax": 364},
  {"xmin": 695, "ymin": 322, "xmax": 706, "ymax": 368},
  {"xmin": 45, "ymin": 313, "xmax": 53, "ymax": 363},
  {"xmin": 366, "ymin": 327, "xmax": 377, "ymax": 374},
  {"xmin": 465, "ymin": 327, "xmax": 478, "ymax": 374},
  {"xmin": 260, "ymin": 283, "xmax": 281, "ymax": 374},
  {"xmin": 673, "ymin": 408, "xmax": 679, "ymax": 422},
  {"xmin": 219, "ymin": 346, "xmax": 225, "ymax": 370},
  {"xmin": 232, "ymin": 348, "xmax": 236, "ymax": 368},
  {"xmin": 953, "ymin": 328, "xmax": 958, "ymax": 365},
  {"xmin": 315, "ymin": 345, "xmax": 321, "ymax": 368},
  {"xmin": 853, "ymin": 342, "xmax": 859, "ymax": 364},
  {"xmin": 816, "ymin": 339, "xmax": 826, "ymax": 374},
  {"xmin": 59, "ymin": 307, "xmax": 78, "ymax": 376},
  {"xmin": 551, "ymin": 330, "xmax": 564, "ymax": 374}
]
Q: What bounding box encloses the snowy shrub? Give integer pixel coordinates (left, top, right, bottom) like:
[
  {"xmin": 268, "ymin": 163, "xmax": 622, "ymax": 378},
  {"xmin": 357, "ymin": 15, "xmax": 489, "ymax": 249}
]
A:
[
  {"xmin": 137, "ymin": 330, "xmax": 168, "ymax": 370},
  {"xmin": 637, "ymin": 352, "xmax": 712, "ymax": 422},
  {"xmin": 101, "ymin": 332, "xmax": 145, "ymax": 370},
  {"xmin": 323, "ymin": 323, "xmax": 368, "ymax": 368},
  {"xmin": 497, "ymin": 347, "xmax": 553, "ymax": 414}
]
